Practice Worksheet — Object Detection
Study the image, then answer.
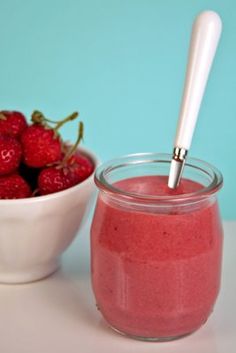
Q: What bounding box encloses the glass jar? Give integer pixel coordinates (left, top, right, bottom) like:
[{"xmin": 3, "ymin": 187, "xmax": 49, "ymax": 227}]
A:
[{"xmin": 91, "ymin": 153, "xmax": 223, "ymax": 341}]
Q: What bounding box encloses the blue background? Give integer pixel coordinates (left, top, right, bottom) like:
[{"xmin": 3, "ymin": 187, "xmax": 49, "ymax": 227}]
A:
[{"xmin": 0, "ymin": 0, "xmax": 234, "ymax": 218}]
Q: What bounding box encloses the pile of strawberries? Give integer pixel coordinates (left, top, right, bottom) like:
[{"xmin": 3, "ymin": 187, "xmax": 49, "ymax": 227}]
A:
[{"xmin": 0, "ymin": 110, "xmax": 94, "ymax": 199}]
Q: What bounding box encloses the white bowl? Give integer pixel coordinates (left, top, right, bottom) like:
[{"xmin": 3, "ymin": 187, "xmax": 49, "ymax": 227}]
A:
[{"xmin": 0, "ymin": 147, "xmax": 98, "ymax": 284}]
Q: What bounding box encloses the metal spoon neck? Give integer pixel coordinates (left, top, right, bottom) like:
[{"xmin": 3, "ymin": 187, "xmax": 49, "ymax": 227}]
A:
[{"xmin": 168, "ymin": 147, "xmax": 188, "ymax": 189}]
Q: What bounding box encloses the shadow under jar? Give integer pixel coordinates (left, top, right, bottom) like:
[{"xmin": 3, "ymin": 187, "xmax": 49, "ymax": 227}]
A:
[{"xmin": 90, "ymin": 153, "xmax": 223, "ymax": 341}]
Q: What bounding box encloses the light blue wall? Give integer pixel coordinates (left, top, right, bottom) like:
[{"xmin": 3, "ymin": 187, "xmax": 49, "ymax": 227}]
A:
[{"xmin": 0, "ymin": 0, "xmax": 234, "ymax": 218}]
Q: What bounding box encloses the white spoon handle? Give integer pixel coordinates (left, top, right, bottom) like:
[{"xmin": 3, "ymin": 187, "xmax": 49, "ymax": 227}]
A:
[
  {"xmin": 175, "ymin": 11, "xmax": 222, "ymax": 149},
  {"xmin": 168, "ymin": 11, "xmax": 222, "ymax": 189}
]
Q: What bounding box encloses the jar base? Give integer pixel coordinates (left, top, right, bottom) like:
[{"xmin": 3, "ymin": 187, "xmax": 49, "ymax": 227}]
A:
[{"xmin": 108, "ymin": 323, "xmax": 194, "ymax": 342}]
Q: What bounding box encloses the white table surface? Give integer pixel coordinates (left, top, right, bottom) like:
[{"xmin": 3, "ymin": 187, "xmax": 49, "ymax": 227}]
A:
[{"xmin": 0, "ymin": 221, "xmax": 235, "ymax": 353}]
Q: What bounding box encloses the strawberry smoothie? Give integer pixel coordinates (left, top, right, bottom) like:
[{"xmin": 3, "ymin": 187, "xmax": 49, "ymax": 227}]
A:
[{"xmin": 91, "ymin": 176, "xmax": 223, "ymax": 339}]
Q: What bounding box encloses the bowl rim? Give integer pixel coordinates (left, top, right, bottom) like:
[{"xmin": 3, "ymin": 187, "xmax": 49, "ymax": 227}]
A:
[{"xmin": 0, "ymin": 146, "xmax": 99, "ymax": 204}]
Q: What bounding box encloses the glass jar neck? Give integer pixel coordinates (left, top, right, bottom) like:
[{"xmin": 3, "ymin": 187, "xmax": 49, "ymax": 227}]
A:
[
  {"xmin": 99, "ymin": 189, "xmax": 217, "ymax": 214},
  {"xmin": 95, "ymin": 153, "xmax": 223, "ymax": 210}
]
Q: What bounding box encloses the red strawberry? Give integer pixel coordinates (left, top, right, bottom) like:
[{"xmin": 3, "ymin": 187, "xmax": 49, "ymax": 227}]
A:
[
  {"xmin": 38, "ymin": 122, "xmax": 93, "ymax": 195},
  {"xmin": 38, "ymin": 153, "xmax": 94, "ymax": 195},
  {"xmin": 0, "ymin": 174, "xmax": 31, "ymax": 199},
  {"xmin": 0, "ymin": 134, "xmax": 22, "ymax": 175},
  {"xmin": 0, "ymin": 111, "xmax": 27, "ymax": 138},
  {"xmin": 20, "ymin": 110, "xmax": 79, "ymax": 168},
  {"xmin": 67, "ymin": 152, "xmax": 94, "ymax": 182},
  {"xmin": 38, "ymin": 166, "xmax": 74, "ymax": 195},
  {"xmin": 21, "ymin": 124, "xmax": 62, "ymax": 168}
]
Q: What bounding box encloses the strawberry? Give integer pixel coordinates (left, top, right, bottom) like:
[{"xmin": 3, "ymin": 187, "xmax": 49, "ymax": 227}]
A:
[
  {"xmin": 0, "ymin": 134, "xmax": 22, "ymax": 175},
  {"xmin": 0, "ymin": 174, "xmax": 31, "ymax": 199},
  {"xmin": 21, "ymin": 124, "xmax": 62, "ymax": 168},
  {"xmin": 0, "ymin": 111, "xmax": 27, "ymax": 138},
  {"xmin": 20, "ymin": 111, "xmax": 78, "ymax": 168},
  {"xmin": 38, "ymin": 122, "xmax": 93, "ymax": 195},
  {"xmin": 67, "ymin": 152, "xmax": 94, "ymax": 182},
  {"xmin": 38, "ymin": 153, "xmax": 94, "ymax": 195},
  {"xmin": 38, "ymin": 167, "xmax": 74, "ymax": 195}
]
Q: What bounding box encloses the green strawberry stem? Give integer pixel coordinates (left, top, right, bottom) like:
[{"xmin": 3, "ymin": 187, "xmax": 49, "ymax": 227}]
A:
[
  {"xmin": 31, "ymin": 111, "xmax": 79, "ymax": 131},
  {"xmin": 31, "ymin": 111, "xmax": 44, "ymax": 124},
  {"xmin": 62, "ymin": 122, "xmax": 84, "ymax": 165},
  {"xmin": 54, "ymin": 112, "xmax": 79, "ymax": 132}
]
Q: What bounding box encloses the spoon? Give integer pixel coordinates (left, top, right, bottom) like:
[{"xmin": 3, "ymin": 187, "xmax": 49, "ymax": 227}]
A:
[{"xmin": 168, "ymin": 11, "xmax": 222, "ymax": 189}]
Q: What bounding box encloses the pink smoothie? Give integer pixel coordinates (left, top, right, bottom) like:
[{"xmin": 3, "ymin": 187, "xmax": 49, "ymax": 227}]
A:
[{"xmin": 91, "ymin": 176, "xmax": 223, "ymax": 339}]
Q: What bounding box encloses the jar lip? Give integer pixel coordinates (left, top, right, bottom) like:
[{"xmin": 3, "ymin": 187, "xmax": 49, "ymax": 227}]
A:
[{"xmin": 95, "ymin": 153, "xmax": 223, "ymax": 204}]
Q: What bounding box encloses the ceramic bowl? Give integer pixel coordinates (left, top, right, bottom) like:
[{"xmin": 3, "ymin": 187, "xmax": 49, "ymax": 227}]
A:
[{"xmin": 0, "ymin": 147, "xmax": 98, "ymax": 284}]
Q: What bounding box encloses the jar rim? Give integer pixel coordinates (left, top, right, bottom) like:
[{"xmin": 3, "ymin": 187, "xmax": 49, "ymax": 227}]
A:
[{"xmin": 95, "ymin": 153, "xmax": 223, "ymax": 204}]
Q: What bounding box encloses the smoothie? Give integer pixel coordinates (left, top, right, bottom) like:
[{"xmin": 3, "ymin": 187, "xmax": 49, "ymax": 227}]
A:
[{"xmin": 91, "ymin": 176, "xmax": 223, "ymax": 339}]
